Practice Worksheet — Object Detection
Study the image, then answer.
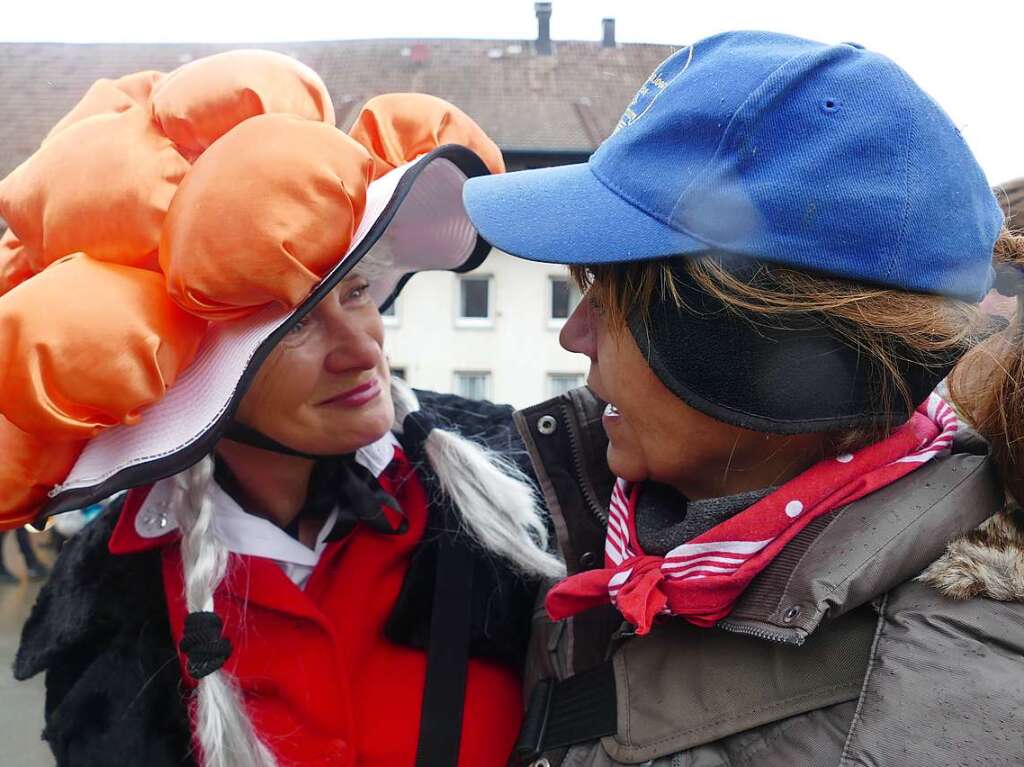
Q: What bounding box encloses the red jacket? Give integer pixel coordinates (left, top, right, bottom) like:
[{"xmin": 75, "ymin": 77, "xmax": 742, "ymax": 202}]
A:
[{"xmin": 110, "ymin": 448, "xmax": 523, "ymax": 766}]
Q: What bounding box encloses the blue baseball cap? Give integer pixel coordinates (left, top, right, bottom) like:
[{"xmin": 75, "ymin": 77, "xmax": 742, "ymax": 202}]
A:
[{"xmin": 463, "ymin": 31, "xmax": 1003, "ymax": 302}]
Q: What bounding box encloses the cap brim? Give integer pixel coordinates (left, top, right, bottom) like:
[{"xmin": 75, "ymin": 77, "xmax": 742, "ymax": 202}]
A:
[
  {"xmin": 42, "ymin": 145, "xmax": 491, "ymax": 518},
  {"xmin": 463, "ymin": 162, "xmax": 706, "ymax": 264}
]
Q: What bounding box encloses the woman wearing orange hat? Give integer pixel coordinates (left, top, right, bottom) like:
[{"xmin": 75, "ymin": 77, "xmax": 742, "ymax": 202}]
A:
[{"xmin": 2, "ymin": 51, "xmax": 563, "ymax": 767}]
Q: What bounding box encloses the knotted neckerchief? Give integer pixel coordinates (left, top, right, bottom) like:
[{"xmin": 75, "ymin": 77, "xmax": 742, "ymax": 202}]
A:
[
  {"xmin": 314, "ymin": 456, "xmax": 408, "ymax": 540},
  {"xmin": 546, "ymin": 393, "xmax": 959, "ymax": 635}
]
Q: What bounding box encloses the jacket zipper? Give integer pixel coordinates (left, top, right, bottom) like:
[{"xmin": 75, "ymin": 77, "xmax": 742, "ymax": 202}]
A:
[
  {"xmin": 716, "ymin": 619, "xmax": 805, "ymax": 646},
  {"xmin": 560, "ymin": 399, "xmax": 608, "ymax": 526}
]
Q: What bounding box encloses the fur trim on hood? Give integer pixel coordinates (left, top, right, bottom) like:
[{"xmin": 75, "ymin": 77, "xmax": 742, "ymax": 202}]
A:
[{"xmin": 918, "ymin": 504, "xmax": 1024, "ymax": 602}]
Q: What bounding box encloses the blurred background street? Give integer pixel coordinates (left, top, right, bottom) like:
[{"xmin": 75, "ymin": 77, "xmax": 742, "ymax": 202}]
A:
[{"xmin": 0, "ymin": 533, "xmax": 56, "ymax": 767}]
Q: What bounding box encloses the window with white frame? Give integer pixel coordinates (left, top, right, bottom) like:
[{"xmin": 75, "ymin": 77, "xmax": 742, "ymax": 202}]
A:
[
  {"xmin": 457, "ymin": 276, "xmax": 493, "ymax": 326},
  {"xmin": 549, "ymin": 276, "xmax": 581, "ymax": 323},
  {"xmin": 454, "ymin": 371, "xmax": 491, "ymax": 400},
  {"xmin": 547, "ymin": 373, "xmax": 585, "ymax": 398},
  {"xmin": 390, "ymin": 366, "xmax": 407, "ymax": 382}
]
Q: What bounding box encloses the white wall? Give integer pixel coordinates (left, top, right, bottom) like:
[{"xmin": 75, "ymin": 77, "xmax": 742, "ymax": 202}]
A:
[{"xmin": 383, "ymin": 249, "xmax": 589, "ymax": 409}]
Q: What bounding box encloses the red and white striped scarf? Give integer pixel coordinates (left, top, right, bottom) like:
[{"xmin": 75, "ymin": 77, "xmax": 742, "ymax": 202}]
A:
[{"xmin": 546, "ymin": 393, "xmax": 958, "ymax": 634}]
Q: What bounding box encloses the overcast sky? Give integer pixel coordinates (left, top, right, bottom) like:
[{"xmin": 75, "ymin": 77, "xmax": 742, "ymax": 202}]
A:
[{"xmin": 3, "ymin": 0, "xmax": 1022, "ymax": 184}]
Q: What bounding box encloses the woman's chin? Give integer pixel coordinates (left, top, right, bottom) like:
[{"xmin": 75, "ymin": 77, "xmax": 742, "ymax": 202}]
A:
[
  {"xmin": 606, "ymin": 443, "xmax": 648, "ymax": 484},
  {"xmin": 329, "ymin": 409, "xmax": 394, "ymax": 453},
  {"xmin": 355, "ymin": 411, "xmax": 395, "ymax": 447},
  {"xmin": 286, "ymin": 400, "xmax": 395, "ymax": 456}
]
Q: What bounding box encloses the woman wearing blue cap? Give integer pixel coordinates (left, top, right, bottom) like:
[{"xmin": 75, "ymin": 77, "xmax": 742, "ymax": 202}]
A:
[{"xmin": 464, "ymin": 31, "xmax": 1024, "ymax": 766}]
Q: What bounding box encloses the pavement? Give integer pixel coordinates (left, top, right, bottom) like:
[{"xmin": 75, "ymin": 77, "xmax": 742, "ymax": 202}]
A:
[{"xmin": 0, "ymin": 533, "xmax": 57, "ymax": 767}]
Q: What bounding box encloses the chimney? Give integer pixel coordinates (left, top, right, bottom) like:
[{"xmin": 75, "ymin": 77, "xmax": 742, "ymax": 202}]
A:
[
  {"xmin": 602, "ymin": 17, "xmax": 616, "ymax": 48},
  {"xmin": 535, "ymin": 2, "xmax": 553, "ymax": 56}
]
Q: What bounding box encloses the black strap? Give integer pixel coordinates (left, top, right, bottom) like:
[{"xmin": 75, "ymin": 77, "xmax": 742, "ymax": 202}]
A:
[
  {"xmin": 414, "ymin": 532, "xmax": 475, "ymax": 767},
  {"xmin": 511, "ymin": 663, "xmax": 618, "ymax": 766},
  {"xmin": 222, "ymin": 420, "xmax": 321, "ymax": 459}
]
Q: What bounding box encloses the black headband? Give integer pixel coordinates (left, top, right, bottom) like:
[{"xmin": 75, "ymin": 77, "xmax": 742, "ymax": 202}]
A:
[{"xmin": 629, "ymin": 260, "xmax": 963, "ymax": 434}]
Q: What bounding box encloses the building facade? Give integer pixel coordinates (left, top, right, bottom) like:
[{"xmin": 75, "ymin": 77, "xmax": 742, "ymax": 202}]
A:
[{"xmin": 383, "ymin": 249, "xmax": 586, "ymax": 408}]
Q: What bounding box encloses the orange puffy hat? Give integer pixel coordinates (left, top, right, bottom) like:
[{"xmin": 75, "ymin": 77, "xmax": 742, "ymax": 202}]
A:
[
  {"xmin": 0, "ymin": 254, "xmax": 206, "ymax": 440},
  {"xmin": 44, "ymin": 70, "xmax": 164, "ymax": 141},
  {"xmin": 0, "ymin": 50, "xmax": 341, "ymax": 530},
  {"xmin": 0, "ymin": 52, "xmax": 503, "ymax": 530},
  {"xmin": 0, "ymin": 229, "xmax": 32, "ymax": 297},
  {"xmin": 0, "ymin": 417, "xmax": 84, "ymax": 529},
  {"xmin": 151, "ymin": 49, "xmax": 335, "ymax": 160},
  {"xmin": 349, "ymin": 92, "xmax": 505, "ymax": 179},
  {"xmin": 160, "ymin": 114, "xmax": 375, "ymax": 320},
  {"xmin": 0, "ymin": 106, "xmax": 191, "ymax": 272},
  {"xmin": 0, "ymin": 49, "xmax": 336, "ymax": 278}
]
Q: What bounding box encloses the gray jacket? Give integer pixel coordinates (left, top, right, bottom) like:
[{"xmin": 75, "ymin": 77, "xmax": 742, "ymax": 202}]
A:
[{"xmin": 515, "ymin": 389, "xmax": 1024, "ymax": 767}]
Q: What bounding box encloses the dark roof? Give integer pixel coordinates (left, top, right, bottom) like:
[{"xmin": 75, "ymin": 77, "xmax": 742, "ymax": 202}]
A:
[{"xmin": 0, "ymin": 38, "xmax": 678, "ymax": 180}]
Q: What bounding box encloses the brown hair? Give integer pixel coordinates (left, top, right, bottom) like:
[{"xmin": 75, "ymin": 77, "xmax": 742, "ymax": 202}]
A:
[
  {"xmin": 948, "ymin": 230, "xmax": 1024, "ymax": 501},
  {"xmin": 571, "ymin": 228, "xmax": 1022, "ymax": 460}
]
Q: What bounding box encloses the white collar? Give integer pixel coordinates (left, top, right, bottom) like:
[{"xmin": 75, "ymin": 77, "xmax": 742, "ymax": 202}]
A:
[
  {"xmin": 135, "ymin": 431, "xmax": 401, "ymax": 581},
  {"xmin": 354, "ymin": 430, "xmax": 400, "ymax": 478}
]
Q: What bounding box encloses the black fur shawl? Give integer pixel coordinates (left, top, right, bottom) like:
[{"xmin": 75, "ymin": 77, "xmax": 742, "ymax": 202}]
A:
[{"xmin": 14, "ymin": 391, "xmax": 543, "ymax": 767}]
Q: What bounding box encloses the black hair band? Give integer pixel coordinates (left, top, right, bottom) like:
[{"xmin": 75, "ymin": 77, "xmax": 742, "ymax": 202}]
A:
[
  {"xmin": 180, "ymin": 611, "xmax": 233, "ymax": 680},
  {"xmin": 402, "ymin": 411, "xmax": 435, "ymax": 448}
]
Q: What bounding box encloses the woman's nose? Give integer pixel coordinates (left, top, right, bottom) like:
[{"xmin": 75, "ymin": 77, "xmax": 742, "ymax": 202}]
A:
[
  {"xmin": 559, "ymin": 296, "xmax": 598, "ymax": 361},
  {"xmin": 319, "ymin": 304, "xmax": 381, "ymax": 375},
  {"xmin": 324, "ymin": 330, "xmax": 380, "ymax": 375}
]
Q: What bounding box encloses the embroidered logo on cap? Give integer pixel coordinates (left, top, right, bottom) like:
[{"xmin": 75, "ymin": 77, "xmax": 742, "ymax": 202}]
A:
[{"xmin": 616, "ymin": 46, "xmax": 694, "ymax": 132}]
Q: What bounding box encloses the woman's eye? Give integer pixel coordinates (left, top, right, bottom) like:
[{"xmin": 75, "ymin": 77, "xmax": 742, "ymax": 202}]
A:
[
  {"xmin": 346, "ymin": 282, "xmax": 371, "ymax": 302},
  {"xmin": 289, "ymin": 317, "xmax": 309, "ymax": 335}
]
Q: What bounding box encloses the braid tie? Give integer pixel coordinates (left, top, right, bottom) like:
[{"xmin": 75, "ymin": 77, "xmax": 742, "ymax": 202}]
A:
[
  {"xmin": 180, "ymin": 611, "xmax": 233, "ymax": 680},
  {"xmin": 402, "ymin": 411, "xmax": 436, "ymax": 460}
]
